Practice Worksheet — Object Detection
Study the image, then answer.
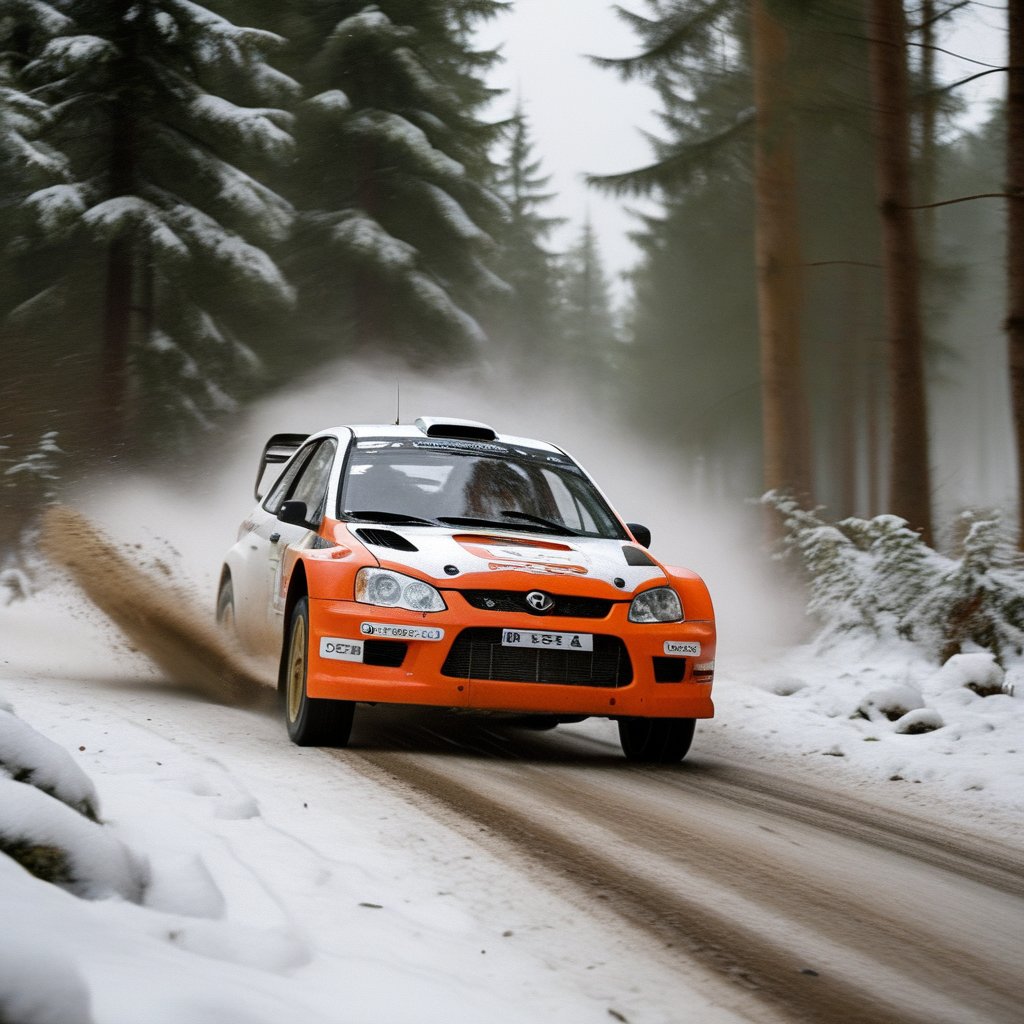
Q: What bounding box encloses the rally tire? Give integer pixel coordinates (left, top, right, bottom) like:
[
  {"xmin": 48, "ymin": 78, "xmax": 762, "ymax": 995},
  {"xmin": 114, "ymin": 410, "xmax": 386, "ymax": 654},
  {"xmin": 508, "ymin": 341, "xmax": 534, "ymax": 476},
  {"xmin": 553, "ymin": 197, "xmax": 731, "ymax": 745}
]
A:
[
  {"xmin": 618, "ymin": 717, "xmax": 695, "ymax": 764},
  {"xmin": 284, "ymin": 597, "xmax": 355, "ymax": 747},
  {"xmin": 216, "ymin": 576, "xmax": 235, "ymax": 632}
]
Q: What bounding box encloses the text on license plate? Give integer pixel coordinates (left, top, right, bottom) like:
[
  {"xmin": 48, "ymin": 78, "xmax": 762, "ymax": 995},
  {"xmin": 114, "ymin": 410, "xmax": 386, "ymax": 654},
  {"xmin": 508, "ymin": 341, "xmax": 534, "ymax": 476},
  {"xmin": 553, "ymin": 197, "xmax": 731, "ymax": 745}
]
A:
[{"xmin": 502, "ymin": 629, "xmax": 593, "ymax": 651}]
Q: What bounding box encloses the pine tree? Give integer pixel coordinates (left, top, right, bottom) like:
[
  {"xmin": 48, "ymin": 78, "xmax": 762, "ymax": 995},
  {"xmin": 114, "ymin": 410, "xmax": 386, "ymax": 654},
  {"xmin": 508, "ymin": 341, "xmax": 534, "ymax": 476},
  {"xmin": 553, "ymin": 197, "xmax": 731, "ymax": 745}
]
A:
[
  {"xmin": 591, "ymin": 1, "xmax": 885, "ymax": 513},
  {"xmin": 286, "ymin": 0, "xmax": 510, "ymax": 359},
  {"xmin": 0, "ymin": 2, "xmax": 70, "ymax": 321},
  {"xmin": 492, "ymin": 101, "xmax": 564, "ymax": 362},
  {"xmin": 5, "ymin": 0, "xmax": 298, "ymax": 452},
  {"xmin": 559, "ymin": 218, "xmax": 620, "ymax": 377}
]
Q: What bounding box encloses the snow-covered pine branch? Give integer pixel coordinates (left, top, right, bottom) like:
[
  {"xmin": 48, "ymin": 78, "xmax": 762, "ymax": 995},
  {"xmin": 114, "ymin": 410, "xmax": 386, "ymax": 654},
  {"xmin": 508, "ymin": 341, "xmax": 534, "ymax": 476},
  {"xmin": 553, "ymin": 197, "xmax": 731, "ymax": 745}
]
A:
[{"xmin": 764, "ymin": 492, "xmax": 1024, "ymax": 663}]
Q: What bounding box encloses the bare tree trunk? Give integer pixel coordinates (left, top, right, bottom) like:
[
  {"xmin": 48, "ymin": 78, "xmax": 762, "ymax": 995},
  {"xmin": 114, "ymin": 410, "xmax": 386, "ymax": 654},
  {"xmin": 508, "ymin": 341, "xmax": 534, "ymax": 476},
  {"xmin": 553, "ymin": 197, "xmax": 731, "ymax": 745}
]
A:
[
  {"xmin": 751, "ymin": 0, "xmax": 813, "ymax": 520},
  {"xmin": 867, "ymin": 0, "xmax": 934, "ymax": 544},
  {"xmin": 918, "ymin": 0, "xmax": 938, "ymax": 259},
  {"xmin": 1008, "ymin": 0, "xmax": 1024, "ymax": 548},
  {"xmin": 98, "ymin": 0, "xmax": 138, "ymax": 452},
  {"xmin": 100, "ymin": 232, "xmax": 133, "ymax": 449}
]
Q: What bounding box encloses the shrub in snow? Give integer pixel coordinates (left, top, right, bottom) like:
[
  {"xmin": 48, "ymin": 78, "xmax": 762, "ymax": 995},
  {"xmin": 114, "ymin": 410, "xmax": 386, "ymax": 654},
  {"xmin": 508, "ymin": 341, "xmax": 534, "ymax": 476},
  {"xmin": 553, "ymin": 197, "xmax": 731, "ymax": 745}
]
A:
[
  {"xmin": 1, "ymin": 430, "xmax": 64, "ymax": 594},
  {"xmin": 764, "ymin": 494, "xmax": 1024, "ymax": 663},
  {"xmin": 0, "ymin": 778, "xmax": 145, "ymax": 901},
  {"xmin": 0, "ymin": 707, "xmax": 144, "ymax": 901},
  {"xmin": 0, "ymin": 708, "xmax": 100, "ymax": 821},
  {"xmin": 855, "ymin": 685, "xmax": 925, "ymax": 723}
]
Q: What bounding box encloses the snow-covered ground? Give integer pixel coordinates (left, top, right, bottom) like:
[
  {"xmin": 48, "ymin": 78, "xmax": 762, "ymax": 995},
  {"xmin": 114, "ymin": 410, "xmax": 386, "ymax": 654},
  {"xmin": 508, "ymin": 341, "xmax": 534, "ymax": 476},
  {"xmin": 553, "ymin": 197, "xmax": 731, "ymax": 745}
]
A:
[
  {"xmin": 3, "ymin": 587, "xmax": 755, "ymax": 1024},
  {"xmin": 4, "ymin": 573, "xmax": 1022, "ymax": 1023}
]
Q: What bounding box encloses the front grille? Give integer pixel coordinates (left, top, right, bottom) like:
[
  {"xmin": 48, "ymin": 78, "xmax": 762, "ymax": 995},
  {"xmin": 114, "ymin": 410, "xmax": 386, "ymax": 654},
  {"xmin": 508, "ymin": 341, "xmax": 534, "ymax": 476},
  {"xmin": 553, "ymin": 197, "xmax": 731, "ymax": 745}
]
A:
[
  {"xmin": 363, "ymin": 640, "xmax": 408, "ymax": 667},
  {"xmin": 441, "ymin": 628, "xmax": 632, "ymax": 687},
  {"xmin": 460, "ymin": 590, "xmax": 614, "ymax": 619}
]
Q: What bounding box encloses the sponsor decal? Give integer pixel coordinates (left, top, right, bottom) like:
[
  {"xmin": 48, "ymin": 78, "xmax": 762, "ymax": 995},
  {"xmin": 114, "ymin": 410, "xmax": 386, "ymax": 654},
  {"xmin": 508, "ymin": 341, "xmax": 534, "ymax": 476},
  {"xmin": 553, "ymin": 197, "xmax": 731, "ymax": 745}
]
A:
[
  {"xmin": 664, "ymin": 641, "xmax": 701, "ymax": 657},
  {"xmin": 360, "ymin": 622, "xmax": 445, "ymax": 641},
  {"xmin": 487, "ymin": 561, "xmax": 588, "ymax": 576},
  {"xmin": 454, "ymin": 535, "xmax": 587, "ymax": 576},
  {"xmin": 320, "ymin": 637, "xmax": 365, "ymax": 662},
  {"xmin": 502, "ymin": 629, "xmax": 594, "ymax": 652},
  {"xmin": 485, "ymin": 544, "xmax": 579, "ymax": 564}
]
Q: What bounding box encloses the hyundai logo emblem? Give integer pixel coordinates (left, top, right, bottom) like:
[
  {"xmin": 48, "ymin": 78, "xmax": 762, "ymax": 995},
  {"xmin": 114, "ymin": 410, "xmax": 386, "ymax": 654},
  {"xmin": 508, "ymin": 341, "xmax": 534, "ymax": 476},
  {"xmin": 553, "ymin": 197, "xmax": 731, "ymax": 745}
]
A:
[{"xmin": 526, "ymin": 591, "xmax": 554, "ymax": 613}]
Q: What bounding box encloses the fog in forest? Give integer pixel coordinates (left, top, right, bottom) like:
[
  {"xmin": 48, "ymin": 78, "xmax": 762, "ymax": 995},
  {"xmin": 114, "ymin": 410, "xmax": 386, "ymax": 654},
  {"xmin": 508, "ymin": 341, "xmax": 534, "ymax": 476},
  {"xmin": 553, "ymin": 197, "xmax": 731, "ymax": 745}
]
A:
[{"xmin": 2, "ymin": 0, "xmax": 1020, "ymax": 627}]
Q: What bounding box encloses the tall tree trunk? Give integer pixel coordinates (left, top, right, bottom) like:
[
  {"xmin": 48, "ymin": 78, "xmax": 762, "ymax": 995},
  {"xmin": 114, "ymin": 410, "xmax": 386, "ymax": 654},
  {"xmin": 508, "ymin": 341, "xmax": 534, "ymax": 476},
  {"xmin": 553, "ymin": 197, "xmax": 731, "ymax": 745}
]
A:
[
  {"xmin": 1009, "ymin": 0, "xmax": 1024, "ymax": 548},
  {"xmin": 867, "ymin": 0, "xmax": 934, "ymax": 544},
  {"xmin": 751, "ymin": 0, "xmax": 813, "ymax": 518},
  {"xmin": 918, "ymin": 0, "xmax": 938, "ymax": 259},
  {"xmin": 99, "ymin": 1, "xmax": 138, "ymax": 452},
  {"xmin": 100, "ymin": 232, "xmax": 133, "ymax": 448}
]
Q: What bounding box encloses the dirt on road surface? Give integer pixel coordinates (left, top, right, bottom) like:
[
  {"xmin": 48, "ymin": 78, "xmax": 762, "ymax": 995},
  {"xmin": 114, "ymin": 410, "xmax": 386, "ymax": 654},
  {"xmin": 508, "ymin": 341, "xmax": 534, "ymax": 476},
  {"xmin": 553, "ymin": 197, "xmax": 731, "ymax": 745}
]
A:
[{"xmin": 342, "ymin": 710, "xmax": 1024, "ymax": 1024}]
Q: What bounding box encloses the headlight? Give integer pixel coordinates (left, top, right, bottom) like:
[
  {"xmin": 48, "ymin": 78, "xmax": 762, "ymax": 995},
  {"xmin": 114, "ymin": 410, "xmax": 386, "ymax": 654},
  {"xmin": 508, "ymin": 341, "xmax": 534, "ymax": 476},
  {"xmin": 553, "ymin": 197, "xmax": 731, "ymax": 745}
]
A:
[
  {"xmin": 355, "ymin": 568, "xmax": 446, "ymax": 612},
  {"xmin": 629, "ymin": 586, "xmax": 683, "ymax": 623}
]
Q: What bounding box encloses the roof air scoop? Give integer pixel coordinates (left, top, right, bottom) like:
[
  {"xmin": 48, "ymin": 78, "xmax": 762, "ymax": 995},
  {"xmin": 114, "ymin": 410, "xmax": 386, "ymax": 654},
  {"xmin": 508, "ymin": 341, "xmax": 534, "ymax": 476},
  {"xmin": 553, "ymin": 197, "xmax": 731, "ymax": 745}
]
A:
[{"xmin": 414, "ymin": 416, "xmax": 497, "ymax": 441}]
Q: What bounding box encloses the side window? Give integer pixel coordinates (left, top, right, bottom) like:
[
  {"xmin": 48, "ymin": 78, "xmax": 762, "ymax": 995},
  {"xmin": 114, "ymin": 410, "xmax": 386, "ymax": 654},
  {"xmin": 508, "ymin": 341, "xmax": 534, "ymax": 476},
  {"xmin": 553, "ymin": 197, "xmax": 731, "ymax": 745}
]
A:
[
  {"xmin": 542, "ymin": 469, "xmax": 599, "ymax": 533},
  {"xmin": 290, "ymin": 440, "xmax": 337, "ymax": 521},
  {"xmin": 263, "ymin": 443, "xmax": 317, "ymax": 513}
]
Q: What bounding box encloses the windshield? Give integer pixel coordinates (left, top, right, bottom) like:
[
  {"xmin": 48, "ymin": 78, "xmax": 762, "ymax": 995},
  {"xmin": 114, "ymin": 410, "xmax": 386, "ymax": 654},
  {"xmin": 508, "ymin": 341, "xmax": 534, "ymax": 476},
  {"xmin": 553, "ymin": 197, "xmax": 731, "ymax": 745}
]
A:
[{"xmin": 339, "ymin": 437, "xmax": 628, "ymax": 540}]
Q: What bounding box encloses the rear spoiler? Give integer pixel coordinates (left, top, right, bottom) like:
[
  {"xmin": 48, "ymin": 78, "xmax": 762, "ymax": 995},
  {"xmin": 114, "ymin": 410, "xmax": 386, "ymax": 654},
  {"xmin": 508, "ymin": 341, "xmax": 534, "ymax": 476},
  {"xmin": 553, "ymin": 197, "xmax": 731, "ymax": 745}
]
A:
[{"xmin": 255, "ymin": 432, "xmax": 309, "ymax": 499}]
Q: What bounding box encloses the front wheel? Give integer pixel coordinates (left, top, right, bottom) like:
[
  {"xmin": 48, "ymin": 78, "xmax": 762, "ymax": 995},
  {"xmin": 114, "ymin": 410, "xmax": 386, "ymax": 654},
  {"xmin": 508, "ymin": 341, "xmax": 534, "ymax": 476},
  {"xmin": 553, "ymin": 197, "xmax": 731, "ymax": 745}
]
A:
[
  {"xmin": 216, "ymin": 576, "xmax": 235, "ymax": 632},
  {"xmin": 284, "ymin": 596, "xmax": 355, "ymax": 747},
  {"xmin": 618, "ymin": 717, "xmax": 695, "ymax": 764}
]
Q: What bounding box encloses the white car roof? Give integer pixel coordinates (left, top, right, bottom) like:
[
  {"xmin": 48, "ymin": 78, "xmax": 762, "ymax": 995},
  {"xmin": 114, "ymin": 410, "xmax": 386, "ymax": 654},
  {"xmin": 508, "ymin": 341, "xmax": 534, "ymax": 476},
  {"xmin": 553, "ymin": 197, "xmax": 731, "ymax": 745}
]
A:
[{"xmin": 310, "ymin": 420, "xmax": 565, "ymax": 456}]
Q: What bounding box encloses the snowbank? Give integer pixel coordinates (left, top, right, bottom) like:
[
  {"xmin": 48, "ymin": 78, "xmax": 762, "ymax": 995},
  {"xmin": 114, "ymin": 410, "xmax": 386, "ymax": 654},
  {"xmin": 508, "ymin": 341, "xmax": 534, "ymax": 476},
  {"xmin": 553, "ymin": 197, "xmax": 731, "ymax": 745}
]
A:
[{"xmin": 720, "ymin": 638, "xmax": 1024, "ymax": 823}]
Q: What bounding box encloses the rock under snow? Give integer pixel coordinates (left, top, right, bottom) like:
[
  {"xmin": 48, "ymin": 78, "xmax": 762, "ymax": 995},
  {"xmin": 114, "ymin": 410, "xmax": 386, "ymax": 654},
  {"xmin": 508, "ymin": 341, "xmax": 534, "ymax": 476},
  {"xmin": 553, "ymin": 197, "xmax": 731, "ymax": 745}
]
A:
[
  {"xmin": 934, "ymin": 652, "xmax": 1007, "ymax": 698},
  {"xmin": 893, "ymin": 708, "xmax": 945, "ymax": 735},
  {"xmin": 855, "ymin": 684, "xmax": 925, "ymax": 723}
]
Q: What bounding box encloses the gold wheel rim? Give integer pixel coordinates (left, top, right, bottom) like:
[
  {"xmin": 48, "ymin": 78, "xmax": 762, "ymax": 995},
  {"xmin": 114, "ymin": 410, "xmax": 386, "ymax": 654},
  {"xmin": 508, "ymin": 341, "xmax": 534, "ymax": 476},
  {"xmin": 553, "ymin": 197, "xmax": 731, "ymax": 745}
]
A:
[{"xmin": 287, "ymin": 613, "xmax": 306, "ymax": 723}]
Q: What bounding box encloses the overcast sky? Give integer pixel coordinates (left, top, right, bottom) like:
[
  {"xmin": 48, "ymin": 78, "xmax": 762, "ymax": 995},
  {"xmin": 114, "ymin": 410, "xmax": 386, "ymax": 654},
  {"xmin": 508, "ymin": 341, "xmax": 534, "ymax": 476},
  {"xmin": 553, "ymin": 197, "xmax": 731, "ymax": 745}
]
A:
[
  {"xmin": 477, "ymin": 3, "xmax": 661, "ymax": 298},
  {"xmin": 478, "ymin": 1, "xmax": 1008, "ymax": 300}
]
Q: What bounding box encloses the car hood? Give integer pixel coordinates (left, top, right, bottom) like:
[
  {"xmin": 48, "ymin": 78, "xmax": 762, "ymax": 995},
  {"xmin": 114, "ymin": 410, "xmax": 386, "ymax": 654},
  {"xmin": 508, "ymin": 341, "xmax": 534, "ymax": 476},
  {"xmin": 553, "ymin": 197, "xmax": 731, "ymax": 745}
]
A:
[{"xmin": 345, "ymin": 525, "xmax": 667, "ymax": 594}]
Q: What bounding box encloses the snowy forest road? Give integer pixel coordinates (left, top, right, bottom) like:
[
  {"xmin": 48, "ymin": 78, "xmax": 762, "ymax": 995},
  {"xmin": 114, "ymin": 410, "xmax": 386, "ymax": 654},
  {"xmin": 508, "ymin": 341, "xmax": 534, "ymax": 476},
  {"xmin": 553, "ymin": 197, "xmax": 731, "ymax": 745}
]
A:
[{"xmin": 341, "ymin": 711, "xmax": 1024, "ymax": 1024}]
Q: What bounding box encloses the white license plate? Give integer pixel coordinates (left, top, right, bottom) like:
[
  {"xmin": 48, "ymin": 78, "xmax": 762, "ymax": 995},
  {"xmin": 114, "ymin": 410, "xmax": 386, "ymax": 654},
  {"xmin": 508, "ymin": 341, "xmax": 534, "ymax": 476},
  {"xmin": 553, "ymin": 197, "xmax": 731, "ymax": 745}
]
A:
[
  {"xmin": 360, "ymin": 622, "xmax": 445, "ymax": 641},
  {"xmin": 501, "ymin": 629, "xmax": 593, "ymax": 652}
]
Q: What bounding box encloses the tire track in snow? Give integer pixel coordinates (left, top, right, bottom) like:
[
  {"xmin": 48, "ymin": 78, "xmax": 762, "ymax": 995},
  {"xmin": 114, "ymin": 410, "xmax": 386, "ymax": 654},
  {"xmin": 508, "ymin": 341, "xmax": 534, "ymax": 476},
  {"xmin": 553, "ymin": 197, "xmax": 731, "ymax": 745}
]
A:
[{"xmin": 337, "ymin": 720, "xmax": 1024, "ymax": 1024}]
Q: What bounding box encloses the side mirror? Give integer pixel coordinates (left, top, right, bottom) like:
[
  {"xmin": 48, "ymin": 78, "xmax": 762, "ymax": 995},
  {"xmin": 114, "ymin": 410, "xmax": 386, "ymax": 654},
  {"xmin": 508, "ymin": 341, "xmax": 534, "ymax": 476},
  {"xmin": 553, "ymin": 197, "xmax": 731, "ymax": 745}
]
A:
[
  {"xmin": 277, "ymin": 500, "xmax": 310, "ymax": 527},
  {"xmin": 627, "ymin": 523, "xmax": 652, "ymax": 548}
]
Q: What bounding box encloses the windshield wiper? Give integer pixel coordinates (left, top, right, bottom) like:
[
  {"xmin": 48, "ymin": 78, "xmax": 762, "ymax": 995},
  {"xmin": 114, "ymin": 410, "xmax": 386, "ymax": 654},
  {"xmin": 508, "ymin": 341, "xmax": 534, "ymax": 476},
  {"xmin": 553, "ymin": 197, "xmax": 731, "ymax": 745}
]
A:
[
  {"xmin": 344, "ymin": 510, "xmax": 436, "ymax": 526},
  {"xmin": 437, "ymin": 514, "xmax": 576, "ymax": 536},
  {"xmin": 500, "ymin": 510, "xmax": 579, "ymax": 535}
]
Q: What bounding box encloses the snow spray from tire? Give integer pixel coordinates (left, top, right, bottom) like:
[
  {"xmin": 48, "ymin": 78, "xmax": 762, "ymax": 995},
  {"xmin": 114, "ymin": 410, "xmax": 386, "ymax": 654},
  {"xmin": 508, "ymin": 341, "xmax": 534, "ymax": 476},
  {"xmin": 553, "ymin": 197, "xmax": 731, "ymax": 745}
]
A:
[{"xmin": 40, "ymin": 505, "xmax": 273, "ymax": 707}]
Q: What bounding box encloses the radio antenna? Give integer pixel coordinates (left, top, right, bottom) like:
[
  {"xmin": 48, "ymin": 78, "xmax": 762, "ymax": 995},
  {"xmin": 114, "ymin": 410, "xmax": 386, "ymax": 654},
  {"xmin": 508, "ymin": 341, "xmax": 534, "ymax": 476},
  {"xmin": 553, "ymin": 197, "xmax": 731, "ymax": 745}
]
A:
[{"xmin": 394, "ymin": 378, "xmax": 401, "ymax": 425}]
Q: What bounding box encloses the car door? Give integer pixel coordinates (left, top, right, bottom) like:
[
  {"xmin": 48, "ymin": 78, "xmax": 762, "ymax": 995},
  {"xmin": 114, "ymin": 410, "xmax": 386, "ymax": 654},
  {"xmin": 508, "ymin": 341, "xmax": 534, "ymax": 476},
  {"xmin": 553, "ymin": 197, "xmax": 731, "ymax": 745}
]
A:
[
  {"xmin": 267, "ymin": 438, "xmax": 338, "ymax": 621},
  {"xmin": 236, "ymin": 441, "xmax": 322, "ymax": 649}
]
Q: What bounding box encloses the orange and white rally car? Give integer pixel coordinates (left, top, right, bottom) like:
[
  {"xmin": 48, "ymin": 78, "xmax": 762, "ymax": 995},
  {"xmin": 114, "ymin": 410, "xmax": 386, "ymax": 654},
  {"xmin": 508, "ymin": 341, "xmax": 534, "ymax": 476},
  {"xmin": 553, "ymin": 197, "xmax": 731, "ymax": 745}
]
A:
[{"xmin": 218, "ymin": 417, "xmax": 715, "ymax": 762}]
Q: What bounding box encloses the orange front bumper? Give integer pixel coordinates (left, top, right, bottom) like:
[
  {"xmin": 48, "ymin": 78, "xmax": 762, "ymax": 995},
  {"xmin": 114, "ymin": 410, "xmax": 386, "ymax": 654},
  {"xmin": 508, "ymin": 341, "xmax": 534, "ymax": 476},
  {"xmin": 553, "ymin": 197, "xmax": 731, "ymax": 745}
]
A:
[{"xmin": 306, "ymin": 593, "xmax": 715, "ymax": 719}]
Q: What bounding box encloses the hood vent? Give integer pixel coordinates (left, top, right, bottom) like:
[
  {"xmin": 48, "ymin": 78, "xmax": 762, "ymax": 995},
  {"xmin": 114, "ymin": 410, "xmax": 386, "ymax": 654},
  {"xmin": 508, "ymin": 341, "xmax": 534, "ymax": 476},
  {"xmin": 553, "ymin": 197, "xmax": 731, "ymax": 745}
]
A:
[
  {"xmin": 622, "ymin": 545, "xmax": 656, "ymax": 566},
  {"xmin": 355, "ymin": 528, "xmax": 418, "ymax": 552}
]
